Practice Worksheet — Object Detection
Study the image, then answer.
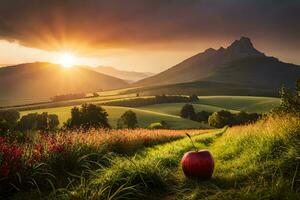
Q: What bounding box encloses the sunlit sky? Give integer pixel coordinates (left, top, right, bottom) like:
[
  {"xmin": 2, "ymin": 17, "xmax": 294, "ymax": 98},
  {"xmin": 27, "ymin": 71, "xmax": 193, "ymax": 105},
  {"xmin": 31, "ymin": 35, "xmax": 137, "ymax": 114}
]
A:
[
  {"xmin": 0, "ymin": 1, "xmax": 299, "ymax": 73},
  {"xmin": 0, "ymin": 39, "xmax": 299, "ymax": 73}
]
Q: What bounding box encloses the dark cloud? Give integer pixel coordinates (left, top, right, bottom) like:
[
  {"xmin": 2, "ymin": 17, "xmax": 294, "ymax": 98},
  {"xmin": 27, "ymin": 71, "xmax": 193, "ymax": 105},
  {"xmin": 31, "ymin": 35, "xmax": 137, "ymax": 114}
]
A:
[{"xmin": 0, "ymin": 0, "xmax": 299, "ymax": 53}]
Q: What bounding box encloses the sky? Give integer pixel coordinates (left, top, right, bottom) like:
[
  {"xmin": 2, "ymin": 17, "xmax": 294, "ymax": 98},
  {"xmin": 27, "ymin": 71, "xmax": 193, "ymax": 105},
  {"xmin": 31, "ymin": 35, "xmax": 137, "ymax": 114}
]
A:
[{"xmin": 0, "ymin": 0, "xmax": 299, "ymax": 73}]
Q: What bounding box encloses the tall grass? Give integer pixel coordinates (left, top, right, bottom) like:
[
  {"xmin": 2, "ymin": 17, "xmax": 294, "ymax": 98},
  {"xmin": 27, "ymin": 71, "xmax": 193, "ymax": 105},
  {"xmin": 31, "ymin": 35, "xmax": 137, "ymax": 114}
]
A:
[
  {"xmin": 1, "ymin": 129, "xmax": 206, "ymax": 199},
  {"xmin": 59, "ymin": 131, "xmax": 216, "ymax": 200},
  {"xmin": 61, "ymin": 114, "xmax": 300, "ymax": 200},
  {"xmin": 177, "ymin": 114, "xmax": 300, "ymax": 199}
]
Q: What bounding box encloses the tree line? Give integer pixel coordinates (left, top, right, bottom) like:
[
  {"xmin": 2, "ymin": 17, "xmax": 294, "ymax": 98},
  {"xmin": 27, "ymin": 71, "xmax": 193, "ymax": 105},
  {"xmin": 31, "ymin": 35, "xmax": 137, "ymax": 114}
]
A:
[
  {"xmin": 104, "ymin": 94, "xmax": 198, "ymax": 107},
  {"xmin": 0, "ymin": 110, "xmax": 59, "ymax": 134},
  {"xmin": 180, "ymin": 104, "xmax": 261, "ymax": 128},
  {"xmin": 0, "ymin": 104, "xmax": 141, "ymax": 137}
]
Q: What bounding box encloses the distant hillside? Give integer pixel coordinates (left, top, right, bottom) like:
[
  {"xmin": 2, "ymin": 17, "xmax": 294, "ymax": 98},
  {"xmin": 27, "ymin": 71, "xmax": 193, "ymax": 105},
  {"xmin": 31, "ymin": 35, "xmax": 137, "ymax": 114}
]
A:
[
  {"xmin": 0, "ymin": 62, "xmax": 129, "ymax": 106},
  {"xmin": 122, "ymin": 81, "xmax": 277, "ymax": 97},
  {"xmin": 93, "ymin": 66, "xmax": 154, "ymax": 82},
  {"xmin": 136, "ymin": 37, "xmax": 300, "ymax": 93}
]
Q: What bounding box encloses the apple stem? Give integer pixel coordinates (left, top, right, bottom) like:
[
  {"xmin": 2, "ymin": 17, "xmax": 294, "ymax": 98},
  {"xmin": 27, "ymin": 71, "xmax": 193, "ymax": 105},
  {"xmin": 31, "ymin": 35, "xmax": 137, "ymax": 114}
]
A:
[{"xmin": 185, "ymin": 133, "xmax": 198, "ymax": 152}]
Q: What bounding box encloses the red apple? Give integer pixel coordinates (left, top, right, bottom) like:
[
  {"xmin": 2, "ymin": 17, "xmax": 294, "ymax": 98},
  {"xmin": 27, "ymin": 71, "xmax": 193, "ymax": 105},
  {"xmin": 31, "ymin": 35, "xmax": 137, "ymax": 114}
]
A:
[{"xmin": 181, "ymin": 149, "xmax": 214, "ymax": 180}]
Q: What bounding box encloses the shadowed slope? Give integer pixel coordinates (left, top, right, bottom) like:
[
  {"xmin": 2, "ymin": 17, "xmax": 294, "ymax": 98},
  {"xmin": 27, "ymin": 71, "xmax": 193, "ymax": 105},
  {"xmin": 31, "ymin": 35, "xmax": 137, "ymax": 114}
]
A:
[{"xmin": 0, "ymin": 62, "xmax": 129, "ymax": 106}]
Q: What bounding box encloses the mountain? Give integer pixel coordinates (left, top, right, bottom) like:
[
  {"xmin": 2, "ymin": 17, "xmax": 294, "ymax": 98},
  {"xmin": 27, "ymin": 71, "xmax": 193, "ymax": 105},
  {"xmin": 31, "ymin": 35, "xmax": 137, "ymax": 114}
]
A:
[
  {"xmin": 92, "ymin": 66, "xmax": 154, "ymax": 82},
  {"xmin": 136, "ymin": 37, "xmax": 300, "ymax": 91},
  {"xmin": 0, "ymin": 62, "xmax": 129, "ymax": 106}
]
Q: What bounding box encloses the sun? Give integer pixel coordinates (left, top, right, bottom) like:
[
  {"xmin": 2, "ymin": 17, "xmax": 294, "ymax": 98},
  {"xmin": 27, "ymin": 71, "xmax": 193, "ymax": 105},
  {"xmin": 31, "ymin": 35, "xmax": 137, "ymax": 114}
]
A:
[{"xmin": 58, "ymin": 53, "xmax": 76, "ymax": 68}]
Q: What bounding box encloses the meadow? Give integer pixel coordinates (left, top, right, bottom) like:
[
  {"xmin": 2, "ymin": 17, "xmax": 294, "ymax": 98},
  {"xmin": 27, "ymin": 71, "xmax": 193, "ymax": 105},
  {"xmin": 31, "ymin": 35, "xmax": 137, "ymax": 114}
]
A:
[
  {"xmin": 18, "ymin": 96, "xmax": 280, "ymax": 129},
  {"xmin": 20, "ymin": 105, "xmax": 205, "ymax": 129},
  {"xmin": 3, "ymin": 113, "xmax": 299, "ymax": 199}
]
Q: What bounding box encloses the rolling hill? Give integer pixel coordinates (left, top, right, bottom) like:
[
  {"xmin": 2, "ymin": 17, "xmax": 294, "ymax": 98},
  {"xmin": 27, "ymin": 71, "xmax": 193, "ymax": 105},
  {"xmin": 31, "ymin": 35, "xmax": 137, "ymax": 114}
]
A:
[
  {"xmin": 20, "ymin": 105, "xmax": 206, "ymax": 129},
  {"xmin": 0, "ymin": 62, "xmax": 129, "ymax": 106},
  {"xmin": 136, "ymin": 37, "xmax": 300, "ymax": 94},
  {"xmin": 92, "ymin": 66, "xmax": 154, "ymax": 82}
]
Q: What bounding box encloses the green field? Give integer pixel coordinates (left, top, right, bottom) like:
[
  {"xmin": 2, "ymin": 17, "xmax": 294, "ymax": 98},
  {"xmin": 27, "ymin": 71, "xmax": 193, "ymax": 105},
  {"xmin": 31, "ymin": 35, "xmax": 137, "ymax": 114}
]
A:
[
  {"xmin": 196, "ymin": 96, "xmax": 280, "ymax": 113},
  {"xmin": 20, "ymin": 105, "xmax": 206, "ymax": 129},
  {"xmin": 19, "ymin": 96, "xmax": 280, "ymax": 129},
  {"xmin": 140, "ymin": 103, "xmax": 239, "ymax": 116},
  {"xmin": 139, "ymin": 96, "xmax": 279, "ymax": 116}
]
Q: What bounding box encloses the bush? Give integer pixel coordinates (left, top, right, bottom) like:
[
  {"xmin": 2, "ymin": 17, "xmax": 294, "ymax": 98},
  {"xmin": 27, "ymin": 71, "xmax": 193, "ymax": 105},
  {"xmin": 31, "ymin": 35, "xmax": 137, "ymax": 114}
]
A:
[
  {"xmin": 117, "ymin": 110, "xmax": 138, "ymax": 129},
  {"xmin": 148, "ymin": 121, "xmax": 169, "ymax": 129},
  {"xmin": 208, "ymin": 110, "xmax": 261, "ymax": 128},
  {"xmin": 66, "ymin": 104, "xmax": 110, "ymax": 129},
  {"xmin": 208, "ymin": 110, "xmax": 235, "ymax": 128},
  {"xmin": 273, "ymin": 80, "xmax": 300, "ymax": 114}
]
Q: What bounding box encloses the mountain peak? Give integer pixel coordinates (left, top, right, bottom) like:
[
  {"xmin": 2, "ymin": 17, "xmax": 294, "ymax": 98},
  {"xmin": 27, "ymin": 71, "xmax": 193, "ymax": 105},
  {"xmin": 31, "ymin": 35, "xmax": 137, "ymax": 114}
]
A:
[
  {"xmin": 203, "ymin": 48, "xmax": 217, "ymax": 56},
  {"xmin": 226, "ymin": 36, "xmax": 265, "ymax": 59},
  {"xmin": 229, "ymin": 37, "xmax": 253, "ymax": 48}
]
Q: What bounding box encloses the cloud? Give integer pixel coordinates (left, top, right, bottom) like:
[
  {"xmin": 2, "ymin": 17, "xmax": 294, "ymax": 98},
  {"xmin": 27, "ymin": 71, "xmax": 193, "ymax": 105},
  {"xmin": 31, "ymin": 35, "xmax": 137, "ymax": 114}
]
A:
[{"xmin": 0, "ymin": 0, "xmax": 299, "ymax": 53}]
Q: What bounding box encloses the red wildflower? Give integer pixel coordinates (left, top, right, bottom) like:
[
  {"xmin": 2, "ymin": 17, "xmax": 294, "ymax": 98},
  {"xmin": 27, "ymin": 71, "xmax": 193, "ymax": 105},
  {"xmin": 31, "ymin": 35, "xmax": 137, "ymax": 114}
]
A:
[
  {"xmin": 0, "ymin": 136, "xmax": 6, "ymax": 144},
  {"xmin": 0, "ymin": 143, "xmax": 24, "ymax": 177},
  {"xmin": 49, "ymin": 144, "xmax": 65, "ymax": 153}
]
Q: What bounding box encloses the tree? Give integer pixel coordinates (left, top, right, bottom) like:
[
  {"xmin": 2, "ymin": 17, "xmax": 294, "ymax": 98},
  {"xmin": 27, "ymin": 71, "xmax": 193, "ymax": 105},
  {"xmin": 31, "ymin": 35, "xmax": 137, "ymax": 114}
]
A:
[
  {"xmin": 67, "ymin": 104, "xmax": 110, "ymax": 129},
  {"xmin": 117, "ymin": 110, "xmax": 138, "ymax": 129},
  {"xmin": 17, "ymin": 113, "xmax": 38, "ymax": 131},
  {"xmin": 208, "ymin": 110, "xmax": 235, "ymax": 128},
  {"xmin": 276, "ymin": 82, "xmax": 300, "ymax": 114},
  {"xmin": 48, "ymin": 114, "xmax": 59, "ymax": 131},
  {"xmin": 36, "ymin": 112, "xmax": 48, "ymax": 131},
  {"xmin": 0, "ymin": 109, "xmax": 20, "ymax": 133},
  {"xmin": 17, "ymin": 112, "xmax": 59, "ymax": 132},
  {"xmin": 189, "ymin": 94, "xmax": 199, "ymax": 102},
  {"xmin": 195, "ymin": 111, "xmax": 211, "ymax": 123},
  {"xmin": 70, "ymin": 107, "xmax": 82, "ymax": 128},
  {"xmin": 2, "ymin": 110, "xmax": 20, "ymax": 125},
  {"xmin": 180, "ymin": 104, "xmax": 196, "ymax": 120}
]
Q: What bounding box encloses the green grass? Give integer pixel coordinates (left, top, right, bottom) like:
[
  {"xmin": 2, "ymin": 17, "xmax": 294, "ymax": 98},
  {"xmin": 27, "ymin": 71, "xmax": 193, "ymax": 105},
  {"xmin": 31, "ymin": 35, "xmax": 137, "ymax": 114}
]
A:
[
  {"xmin": 20, "ymin": 105, "xmax": 206, "ymax": 129},
  {"xmin": 138, "ymin": 96, "xmax": 279, "ymax": 118},
  {"xmin": 196, "ymin": 96, "xmax": 280, "ymax": 113},
  {"xmin": 140, "ymin": 103, "xmax": 239, "ymax": 116},
  {"xmin": 19, "ymin": 95, "xmax": 280, "ymax": 129},
  {"xmin": 51, "ymin": 114, "xmax": 299, "ymax": 199}
]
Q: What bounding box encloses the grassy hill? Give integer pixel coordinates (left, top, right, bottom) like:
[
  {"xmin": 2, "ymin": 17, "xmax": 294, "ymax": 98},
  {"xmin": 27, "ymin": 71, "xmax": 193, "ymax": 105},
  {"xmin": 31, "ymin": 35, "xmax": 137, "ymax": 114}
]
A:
[
  {"xmin": 22, "ymin": 114, "xmax": 297, "ymax": 199},
  {"xmin": 139, "ymin": 96, "xmax": 280, "ymax": 115},
  {"xmin": 140, "ymin": 103, "xmax": 239, "ymax": 116},
  {"xmin": 20, "ymin": 105, "xmax": 205, "ymax": 129},
  {"xmin": 0, "ymin": 62, "xmax": 129, "ymax": 106},
  {"xmin": 123, "ymin": 81, "xmax": 278, "ymax": 97},
  {"xmin": 19, "ymin": 96, "xmax": 280, "ymax": 129},
  {"xmin": 63, "ymin": 115, "xmax": 300, "ymax": 199}
]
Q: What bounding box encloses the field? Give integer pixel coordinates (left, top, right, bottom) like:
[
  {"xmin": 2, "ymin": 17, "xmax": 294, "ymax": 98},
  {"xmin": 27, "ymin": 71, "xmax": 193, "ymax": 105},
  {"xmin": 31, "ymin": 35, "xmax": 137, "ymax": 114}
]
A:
[
  {"xmin": 19, "ymin": 96, "xmax": 280, "ymax": 129},
  {"xmin": 3, "ymin": 113, "xmax": 299, "ymax": 199},
  {"xmin": 20, "ymin": 105, "xmax": 206, "ymax": 129}
]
